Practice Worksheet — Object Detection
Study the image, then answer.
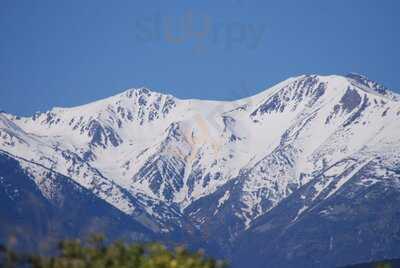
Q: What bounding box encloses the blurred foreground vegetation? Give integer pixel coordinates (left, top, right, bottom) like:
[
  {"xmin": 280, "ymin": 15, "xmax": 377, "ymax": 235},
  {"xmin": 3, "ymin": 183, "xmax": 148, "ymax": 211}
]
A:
[
  {"xmin": 0, "ymin": 235, "xmax": 227, "ymax": 268},
  {"xmin": 341, "ymin": 258, "xmax": 400, "ymax": 268}
]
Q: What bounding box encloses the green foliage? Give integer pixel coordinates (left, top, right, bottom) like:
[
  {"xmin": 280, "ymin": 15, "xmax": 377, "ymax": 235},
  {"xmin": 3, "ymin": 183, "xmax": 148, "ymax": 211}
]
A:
[
  {"xmin": 0, "ymin": 235, "xmax": 227, "ymax": 268},
  {"xmin": 340, "ymin": 258, "xmax": 400, "ymax": 268}
]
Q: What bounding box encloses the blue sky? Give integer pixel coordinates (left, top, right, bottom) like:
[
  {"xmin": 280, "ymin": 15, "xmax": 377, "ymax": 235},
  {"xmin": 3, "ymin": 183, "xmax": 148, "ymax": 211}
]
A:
[{"xmin": 1, "ymin": 0, "xmax": 399, "ymax": 116}]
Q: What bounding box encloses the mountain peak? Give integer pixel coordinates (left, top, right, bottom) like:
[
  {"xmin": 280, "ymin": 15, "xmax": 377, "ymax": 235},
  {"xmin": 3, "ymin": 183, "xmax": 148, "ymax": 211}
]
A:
[
  {"xmin": 344, "ymin": 73, "xmax": 399, "ymax": 101},
  {"xmin": 121, "ymin": 87, "xmax": 172, "ymax": 99},
  {"xmin": 345, "ymin": 72, "xmax": 368, "ymax": 79},
  {"xmin": 278, "ymin": 73, "xmax": 399, "ymax": 102},
  {"xmin": 123, "ymin": 87, "xmax": 152, "ymax": 96}
]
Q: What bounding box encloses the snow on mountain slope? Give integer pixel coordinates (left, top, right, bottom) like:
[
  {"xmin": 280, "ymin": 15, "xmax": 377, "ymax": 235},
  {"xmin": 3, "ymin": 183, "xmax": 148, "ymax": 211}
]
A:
[
  {"xmin": 232, "ymin": 151, "xmax": 400, "ymax": 268},
  {"xmin": 233, "ymin": 75, "xmax": 400, "ymax": 224},
  {"xmin": 1, "ymin": 74, "xmax": 399, "ymax": 234}
]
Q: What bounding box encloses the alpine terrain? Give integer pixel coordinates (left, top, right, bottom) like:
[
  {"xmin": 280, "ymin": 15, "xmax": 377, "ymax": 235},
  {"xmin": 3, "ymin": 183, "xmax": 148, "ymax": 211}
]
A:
[{"xmin": 1, "ymin": 74, "xmax": 399, "ymax": 267}]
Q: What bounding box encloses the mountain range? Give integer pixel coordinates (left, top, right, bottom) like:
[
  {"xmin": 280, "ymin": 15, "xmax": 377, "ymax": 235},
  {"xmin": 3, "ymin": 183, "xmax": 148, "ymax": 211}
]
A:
[{"xmin": 1, "ymin": 73, "xmax": 399, "ymax": 267}]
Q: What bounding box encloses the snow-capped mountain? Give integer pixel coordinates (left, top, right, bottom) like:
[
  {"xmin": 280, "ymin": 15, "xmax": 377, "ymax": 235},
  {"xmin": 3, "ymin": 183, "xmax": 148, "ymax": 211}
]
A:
[{"xmin": 1, "ymin": 73, "xmax": 400, "ymax": 267}]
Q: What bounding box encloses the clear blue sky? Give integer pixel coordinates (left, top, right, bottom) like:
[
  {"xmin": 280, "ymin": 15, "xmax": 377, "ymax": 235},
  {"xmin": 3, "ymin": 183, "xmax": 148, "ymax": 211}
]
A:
[{"xmin": 1, "ymin": 0, "xmax": 399, "ymax": 116}]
